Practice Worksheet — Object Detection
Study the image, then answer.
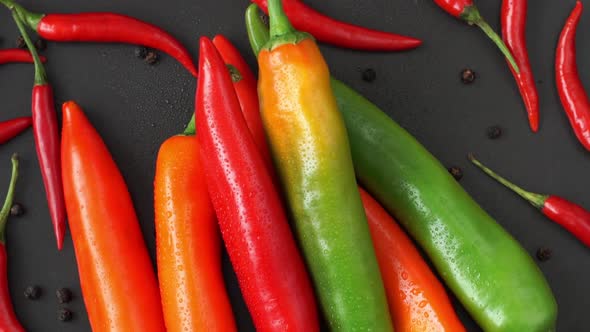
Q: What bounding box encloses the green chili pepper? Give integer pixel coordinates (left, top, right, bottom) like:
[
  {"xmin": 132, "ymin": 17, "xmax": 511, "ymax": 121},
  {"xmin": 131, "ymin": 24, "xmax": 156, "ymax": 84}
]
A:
[{"xmin": 246, "ymin": 5, "xmax": 557, "ymax": 331}]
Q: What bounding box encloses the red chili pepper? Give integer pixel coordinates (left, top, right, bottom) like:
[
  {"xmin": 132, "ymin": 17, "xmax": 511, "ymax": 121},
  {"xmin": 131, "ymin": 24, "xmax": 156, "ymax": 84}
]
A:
[
  {"xmin": 7, "ymin": 2, "xmax": 196, "ymax": 77},
  {"xmin": 12, "ymin": 10, "xmax": 66, "ymax": 250},
  {"xmin": 0, "ymin": 154, "xmax": 24, "ymax": 332},
  {"xmin": 556, "ymin": 1, "xmax": 590, "ymax": 151},
  {"xmin": 0, "ymin": 48, "xmax": 45, "ymax": 64},
  {"xmin": 0, "ymin": 117, "xmax": 32, "ymax": 144},
  {"xmin": 470, "ymin": 154, "xmax": 590, "ymax": 248},
  {"xmin": 433, "ymin": 0, "xmax": 520, "ymax": 73},
  {"xmin": 251, "ymin": 0, "xmax": 421, "ymax": 51},
  {"xmin": 502, "ymin": 0, "xmax": 539, "ymax": 132},
  {"xmin": 196, "ymin": 37, "xmax": 319, "ymax": 331}
]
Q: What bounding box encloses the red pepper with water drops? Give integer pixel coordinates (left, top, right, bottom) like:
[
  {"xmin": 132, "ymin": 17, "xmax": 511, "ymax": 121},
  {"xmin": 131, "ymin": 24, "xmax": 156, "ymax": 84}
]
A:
[
  {"xmin": 196, "ymin": 36, "xmax": 319, "ymax": 331},
  {"xmin": 470, "ymin": 154, "xmax": 590, "ymax": 248},
  {"xmin": 0, "ymin": 117, "xmax": 32, "ymax": 144},
  {"xmin": 0, "ymin": 154, "xmax": 24, "ymax": 332},
  {"xmin": 0, "ymin": 48, "xmax": 45, "ymax": 64},
  {"xmin": 556, "ymin": 1, "xmax": 590, "ymax": 151},
  {"xmin": 502, "ymin": 0, "xmax": 539, "ymax": 132},
  {"xmin": 12, "ymin": 10, "xmax": 66, "ymax": 250},
  {"xmin": 433, "ymin": 0, "xmax": 520, "ymax": 73},
  {"xmin": 252, "ymin": 0, "xmax": 421, "ymax": 51}
]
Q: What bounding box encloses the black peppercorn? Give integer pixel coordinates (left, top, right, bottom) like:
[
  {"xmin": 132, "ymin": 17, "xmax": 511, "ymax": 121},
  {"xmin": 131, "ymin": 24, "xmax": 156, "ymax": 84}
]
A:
[
  {"xmin": 135, "ymin": 46, "xmax": 148, "ymax": 59},
  {"xmin": 487, "ymin": 125, "xmax": 503, "ymax": 140},
  {"xmin": 10, "ymin": 203, "xmax": 25, "ymax": 217},
  {"xmin": 16, "ymin": 36, "xmax": 26, "ymax": 49},
  {"xmin": 24, "ymin": 285, "xmax": 42, "ymax": 300},
  {"xmin": 460, "ymin": 68, "xmax": 476, "ymax": 84},
  {"xmin": 448, "ymin": 166, "xmax": 463, "ymax": 181},
  {"xmin": 56, "ymin": 288, "xmax": 73, "ymax": 304},
  {"xmin": 145, "ymin": 51, "xmax": 159, "ymax": 65},
  {"xmin": 536, "ymin": 247, "xmax": 552, "ymax": 262},
  {"xmin": 58, "ymin": 308, "xmax": 73, "ymax": 322},
  {"xmin": 35, "ymin": 38, "xmax": 47, "ymax": 51},
  {"xmin": 361, "ymin": 68, "xmax": 377, "ymax": 82}
]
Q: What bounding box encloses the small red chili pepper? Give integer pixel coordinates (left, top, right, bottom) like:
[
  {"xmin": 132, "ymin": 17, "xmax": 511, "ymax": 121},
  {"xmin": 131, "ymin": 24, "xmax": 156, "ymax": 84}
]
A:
[
  {"xmin": 251, "ymin": 0, "xmax": 421, "ymax": 51},
  {"xmin": 4, "ymin": 1, "xmax": 197, "ymax": 77},
  {"xmin": 0, "ymin": 117, "xmax": 32, "ymax": 144},
  {"xmin": 0, "ymin": 154, "xmax": 25, "ymax": 332},
  {"xmin": 502, "ymin": 0, "xmax": 539, "ymax": 132},
  {"xmin": 196, "ymin": 36, "xmax": 319, "ymax": 331},
  {"xmin": 0, "ymin": 48, "xmax": 46, "ymax": 64},
  {"xmin": 12, "ymin": 10, "xmax": 66, "ymax": 250},
  {"xmin": 556, "ymin": 1, "xmax": 590, "ymax": 151},
  {"xmin": 470, "ymin": 154, "xmax": 590, "ymax": 248},
  {"xmin": 433, "ymin": 0, "xmax": 520, "ymax": 73}
]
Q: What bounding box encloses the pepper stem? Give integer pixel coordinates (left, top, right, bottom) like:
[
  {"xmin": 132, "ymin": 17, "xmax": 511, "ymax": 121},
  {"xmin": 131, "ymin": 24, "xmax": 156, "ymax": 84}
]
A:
[
  {"xmin": 183, "ymin": 114, "xmax": 196, "ymax": 136},
  {"xmin": 0, "ymin": 154, "xmax": 20, "ymax": 244},
  {"xmin": 268, "ymin": 0, "xmax": 294, "ymax": 38},
  {"xmin": 245, "ymin": 4, "xmax": 270, "ymax": 56},
  {"xmin": 461, "ymin": 5, "xmax": 520, "ymax": 74},
  {"xmin": 12, "ymin": 9, "xmax": 47, "ymax": 85},
  {"xmin": 468, "ymin": 154, "xmax": 547, "ymax": 209}
]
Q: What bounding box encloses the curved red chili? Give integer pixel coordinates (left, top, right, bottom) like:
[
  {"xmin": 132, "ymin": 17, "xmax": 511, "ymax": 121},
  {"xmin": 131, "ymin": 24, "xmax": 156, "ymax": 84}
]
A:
[
  {"xmin": 196, "ymin": 36, "xmax": 319, "ymax": 331},
  {"xmin": 556, "ymin": 1, "xmax": 590, "ymax": 151},
  {"xmin": 252, "ymin": 0, "xmax": 421, "ymax": 51},
  {"xmin": 502, "ymin": 0, "xmax": 539, "ymax": 132},
  {"xmin": 470, "ymin": 154, "xmax": 590, "ymax": 248},
  {"xmin": 0, "ymin": 117, "xmax": 32, "ymax": 144},
  {"xmin": 0, "ymin": 48, "xmax": 45, "ymax": 64}
]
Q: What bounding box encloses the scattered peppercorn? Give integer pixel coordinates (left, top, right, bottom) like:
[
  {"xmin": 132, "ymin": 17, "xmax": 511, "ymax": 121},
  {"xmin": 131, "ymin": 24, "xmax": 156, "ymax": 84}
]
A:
[
  {"xmin": 16, "ymin": 36, "xmax": 26, "ymax": 49},
  {"xmin": 536, "ymin": 247, "xmax": 552, "ymax": 262},
  {"xmin": 24, "ymin": 285, "xmax": 42, "ymax": 300},
  {"xmin": 448, "ymin": 166, "xmax": 463, "ymax": 181},
  {"xmin": 135, "ymin": 46, "xmax": 148, "ymax": 59},
  {"xmin": 10, "ymin": 203, "xmax": 25, "ymax": 217},
  {"xmin": 460, "ymin": 68, "xmax": 476, "ymax": 84},
  {"xmin": 145, "ymin": 50, "xmax": 159, "ymax": 65},
  {"xmin": 58, "ymin": 308, "xmax": 73, "ymax": 322},
  {"xmin": 56, "ymin": 288, "xmax": 73, "ymax": 304},
  {"xmin": 35, "ymin": 38, "xmax": 47, "ymax": 51},
  {"xmin": 362, "ymin": 68, "xmax": 377, "ymax": 82},
  {"xmin": 487, "ymin": 125, "xmax": 503, "ymax": 140}
]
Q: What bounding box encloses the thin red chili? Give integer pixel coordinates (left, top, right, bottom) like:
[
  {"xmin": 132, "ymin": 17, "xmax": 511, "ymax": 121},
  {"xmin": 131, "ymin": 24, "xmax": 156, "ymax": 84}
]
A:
[
  {"xmin": 470, "ymin": 154, "xmax": 590, "ymax": 248},
  {"xmin": 12, "ymin": 10, "xmax": 66, "ymax": 250},
  {"xmin": 0, "ymin": 117, "xmax": 32, "ymax": 144},
  {"xmin": 3, "ymin": 1, "xmax": 197, "ymax": 77},
  {"xmin": 251, "ymin": 0, "xmax": 421, "ymax": 51},
  {"xmin": 196, "ymin": 37, "xmax": 319, "ymax": 331},
  {"xmin": 502, "ymin": 0, "xmax": 539, "ymax": 132},
  {"xmin": 0, "ymin": 48, "xmax": 45, "ymax": 64},
  {"xmin": 556, "ymin": 1, "xmax": 590, "ymax": 151},
  {"xmin": 0, "ymin": 154, "xmax": 24, "ymax": 332},
  {"xmin": 433, "ymin": 0, "xmax": 520, "ymax": 73}
]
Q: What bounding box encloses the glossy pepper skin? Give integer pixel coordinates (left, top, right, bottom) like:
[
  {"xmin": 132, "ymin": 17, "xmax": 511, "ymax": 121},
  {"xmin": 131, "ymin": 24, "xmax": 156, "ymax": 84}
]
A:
[
  {"xmin": 0, "ymin": 117, "xmax": 32, "ymax": 145},
  {"xmin": 155, "ymin": 135, "xmax": 237, "ymax": 332},
  {"xmin": 247, "ymin": 12, "xmax": 557, "ymax": 330},
  {"xmin": 502, "ymin": 0, "xmax": 539, "ymax": 132},
  {"xmin": 0, "ymin": 48, "xmax": 45, "ymax": 64},
  {"xmin": 252, "ymin": 0, "xmax": 421, "ymax": 51},
  {"xmin": 556, "ymin": 1, "xmax": 590, "ymax": 151},
  {"xmin": 360, "ymin": 187, "xmax": 466, "ymax": 332},
  {"xmin": 257, "ymin": 1, "xmax": 392, "ymax": 330},
  {"xmin": 61, "ymin": 101, "xmax": 166, "ymax": 332},
  {"xmin": 0, "ymin": 155, "xmax": 24, "ymax": 332},
  {"xmin": 196, "ymin": 37, "xmax": 319, "ymax": 332}
]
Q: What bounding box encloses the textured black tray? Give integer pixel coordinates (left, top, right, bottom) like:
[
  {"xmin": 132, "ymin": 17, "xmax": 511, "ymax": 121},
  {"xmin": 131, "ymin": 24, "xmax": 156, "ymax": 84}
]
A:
[{"xmin": 1, "ymin": 0, "xmax": 589, "ymax": 331}]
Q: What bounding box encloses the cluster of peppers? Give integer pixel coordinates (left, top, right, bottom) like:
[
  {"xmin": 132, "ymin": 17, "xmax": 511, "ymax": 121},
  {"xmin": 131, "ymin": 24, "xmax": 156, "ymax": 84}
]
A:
[{"xmin": 0, "ymin": 0, "xmax": 589, "ymax": 331}]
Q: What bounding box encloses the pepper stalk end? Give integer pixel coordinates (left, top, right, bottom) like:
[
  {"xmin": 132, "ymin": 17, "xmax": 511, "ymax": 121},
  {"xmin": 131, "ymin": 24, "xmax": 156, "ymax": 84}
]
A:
[
  {"xmin": 0, "ymin": 154, "xmax": 20, "ymax": 244},
  {"xmin": 264, "ymin": 0, "xmax": 311, "ymax": 50}
]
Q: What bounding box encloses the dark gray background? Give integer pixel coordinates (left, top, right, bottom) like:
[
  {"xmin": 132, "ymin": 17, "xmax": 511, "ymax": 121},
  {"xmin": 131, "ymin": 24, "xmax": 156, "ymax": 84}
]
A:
[{"xmin": 1, "ymin": 0, "xmax": 588, "ymax": 331}]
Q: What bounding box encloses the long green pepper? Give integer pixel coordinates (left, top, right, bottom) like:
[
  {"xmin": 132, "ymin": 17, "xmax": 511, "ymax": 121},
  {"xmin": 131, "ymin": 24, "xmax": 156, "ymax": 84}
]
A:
[{"xmin": 246, "ymin": 5, "xmax": 557, "ymax": 331}]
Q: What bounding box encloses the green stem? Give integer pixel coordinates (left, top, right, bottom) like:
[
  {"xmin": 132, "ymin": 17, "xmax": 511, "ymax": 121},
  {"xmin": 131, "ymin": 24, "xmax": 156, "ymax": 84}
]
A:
[
  {"xmin": 268, "ymin": 0, "xmax": 294, "ymax": 38},
  {"xmin": 12, "ymin": 9, "xmax": 47, "ymax": 85},
  {"xmin": 0, "ymin": 154, "xmax": 20, "ymax": 244},
  {"xmin": 461, "ymin": 5, "xmax": 520, "ymax": 74},
  {"xmin": 245, "ymin": 4, "xmax": 270, "ymax": 56},
  {"xmin": 468, "ymin": 154, "xmax": 547, "ymax": 209},
  {"xmin": 183, "ymin": 114, "xmax": 196, "ymax": 136}
]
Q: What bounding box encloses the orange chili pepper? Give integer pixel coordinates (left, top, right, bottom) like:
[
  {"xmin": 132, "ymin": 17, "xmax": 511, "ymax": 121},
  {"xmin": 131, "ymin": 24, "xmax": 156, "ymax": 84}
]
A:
[
  {"xmin": 359, "ymin": 187, "xmax": 466, "ymax": 332},
  {"xmin": 61, "ymin": 101, "xmax": 166, "ymax": 331},
  {"xmin": 154, "ymin": 134, "xmax": 237, "ymax": 332}
]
